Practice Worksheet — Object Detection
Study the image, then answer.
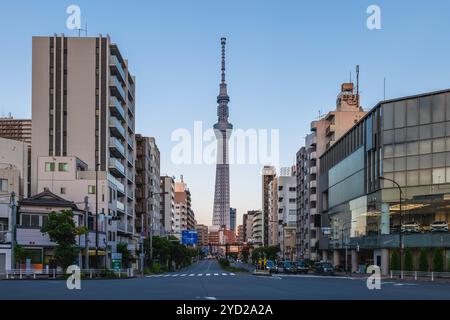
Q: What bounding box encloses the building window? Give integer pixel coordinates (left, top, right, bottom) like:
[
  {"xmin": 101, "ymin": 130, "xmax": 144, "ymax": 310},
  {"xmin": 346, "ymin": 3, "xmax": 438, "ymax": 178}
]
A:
[
  {"xmin": 58, "ymin": 163, "xmax": 69, "ymax": 172},
  {"xmin": 60, "ymin": 187, "xmax": 66, "ymax": 195},
  {"xmin": 21, "ymin": 214, "xmax": 40, "ymax": 228},
  {"xmin": 0, "ymin": 179, "xmax": 7, "ymax": 192},
  {"xmin": 88, "ymin": 186, "xmax": 96, "ymax": 194},
  {"xmin": 45, "ymin": 162, "xmax": 55, "ymax": 172}
]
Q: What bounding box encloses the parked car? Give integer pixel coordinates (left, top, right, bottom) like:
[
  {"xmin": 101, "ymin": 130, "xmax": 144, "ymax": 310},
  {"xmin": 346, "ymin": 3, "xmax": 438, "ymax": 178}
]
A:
[
  {"xmin": 314, "ymin": 262, "xmax": 335, "ymax": 275},
  {"xmin": 281, "ymin": 261, "xmax": 297, "ymax": 273},
  {"xmin": 401, "ymin": 221, "xmax": 421, "ymax": 233},
  {"xmin": 295, "ymin": 261, "xmax": 309, "ymax": 274},
  {"xmin": 431, "ymin": 221, "xmax": 449, "ymax": 233},
  {"xmin": 265, "ymin": 260, "xmax": 277, "ymax": 273}
]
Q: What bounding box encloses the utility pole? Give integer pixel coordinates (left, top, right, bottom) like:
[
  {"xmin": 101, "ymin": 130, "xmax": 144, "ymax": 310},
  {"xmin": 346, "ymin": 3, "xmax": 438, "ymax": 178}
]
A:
[
  {"xmin": 10, "ymin": 192, "xmax": 17, "ymax": 270},
  {"xmin": 84, "ymin": 196, "xmax": 89, "ymax": 269}
]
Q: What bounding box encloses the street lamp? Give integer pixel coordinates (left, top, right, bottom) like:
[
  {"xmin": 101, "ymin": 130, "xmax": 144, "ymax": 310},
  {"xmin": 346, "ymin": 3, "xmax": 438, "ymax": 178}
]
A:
[
  {"xmin": 379, "ymin": 176, "xmax": 404, "ymax": 278},
  {"xmin": 95, "ymin": 163, "xmax": 101, "ymax": 269}
]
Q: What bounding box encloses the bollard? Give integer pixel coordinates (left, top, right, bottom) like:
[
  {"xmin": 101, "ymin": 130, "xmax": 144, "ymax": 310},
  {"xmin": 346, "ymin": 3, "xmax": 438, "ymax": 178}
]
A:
[
  {"xmin": 431, "ymin": 272, "xmax": 434, "ymax": 281},
  {"xmin": 90, "ymin": 270, "xmax": 93, "ymax": 279},
  {"xmin": 33, "ymin": 272, "xmax": 36, "ymax": 280},
  {"xmin": 390, "ymin": 270, "xmax": 393, "ymax": 279},
  {"xmin": 414, "ymin": 272, "xmax": 417, "ymax": 281}
]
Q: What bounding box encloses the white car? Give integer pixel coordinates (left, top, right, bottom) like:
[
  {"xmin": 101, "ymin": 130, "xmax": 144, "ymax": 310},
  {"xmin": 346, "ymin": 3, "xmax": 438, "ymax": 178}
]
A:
[
  {"xmin": 401, "ymin": 222, "xmax": 421, "ymax": 233},
  {"xmin": 431, "ymin": 221, "xmax": 449, "ymax": 233}
]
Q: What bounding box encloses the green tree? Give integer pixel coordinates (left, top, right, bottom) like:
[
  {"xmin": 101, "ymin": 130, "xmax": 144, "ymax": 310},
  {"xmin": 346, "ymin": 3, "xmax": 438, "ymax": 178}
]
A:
[
  {"xmin": 117, "ymin": 242, "xmax": 133, "ymax": 268},
  {"xmin": 432, "ymin": 249, "xmax": 444, "ymax": 272},
  {"xmin": 14, "ymin": 244, "xmax": 29, "ymax": 268},
  {"xmin": 241, "ymin": 248, "xmax": 249, "ymax": 263},
  {"xmin": 404, "ymin": 249, "xmax": 414, "ymax": 271},
  {"xmin": 41, "ymin": 210, "xmax": 83, "ymax": 269},
  {"xmin": 390, "ymin": 249, "xmax": 400, "ymax": 271},
  {"xmin": 418, "ymin": 249, "xmax": 429, "ymax": 272}
]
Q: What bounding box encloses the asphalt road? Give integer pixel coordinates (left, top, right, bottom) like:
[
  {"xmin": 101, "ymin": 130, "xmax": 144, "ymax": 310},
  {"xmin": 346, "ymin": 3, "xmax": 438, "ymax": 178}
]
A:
[{"xmin": 1, "ymin": 260, "xmax": 450, "ymax": 300}]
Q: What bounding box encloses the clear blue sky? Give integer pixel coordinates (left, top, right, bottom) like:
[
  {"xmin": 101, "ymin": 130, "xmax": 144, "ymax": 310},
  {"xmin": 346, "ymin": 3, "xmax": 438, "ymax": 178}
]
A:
[{"xmin": 1, "ymin": 0, "xmax": 450, "ymax": 226}]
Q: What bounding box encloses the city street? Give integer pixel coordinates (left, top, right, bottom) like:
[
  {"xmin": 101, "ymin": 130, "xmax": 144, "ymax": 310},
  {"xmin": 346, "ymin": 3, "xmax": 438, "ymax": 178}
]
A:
[{"xmin": 1, "ymin": 260, "xmax": 450, "ymax": 300}]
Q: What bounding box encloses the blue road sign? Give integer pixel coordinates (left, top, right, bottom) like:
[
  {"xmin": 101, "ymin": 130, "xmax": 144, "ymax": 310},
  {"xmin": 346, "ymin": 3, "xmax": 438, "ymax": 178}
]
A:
[{"xmin": 182, "ymin": 230, "xmax": 198, "ymax": 245}]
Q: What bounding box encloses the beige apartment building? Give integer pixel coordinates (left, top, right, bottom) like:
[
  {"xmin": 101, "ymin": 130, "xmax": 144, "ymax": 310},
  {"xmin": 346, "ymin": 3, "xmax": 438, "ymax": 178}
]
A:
[
  {"xmin": 160, "ymin": 175, "xmax": 175, "ymax": 235},
  {"xmin": 31, "ymin": 35, "xmax": 138, "ymax": 266},
  {"xmin": 0, "ymin": 117, "xmax": 32, "ymax": 144},
  {"xmin": 297, "ymin": 82, "xmax": 366, "ymax": 261}
]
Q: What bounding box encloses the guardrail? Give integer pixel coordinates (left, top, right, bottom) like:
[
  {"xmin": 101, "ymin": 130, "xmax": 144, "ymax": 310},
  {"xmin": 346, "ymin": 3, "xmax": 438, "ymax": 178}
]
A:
[
  {"xmin": 1, "ymin": 268, "xmax": 134, "ymax": 280},
  {"xmin": 390, "ymin": 270, "xmax": 450, "ymax": 281}
]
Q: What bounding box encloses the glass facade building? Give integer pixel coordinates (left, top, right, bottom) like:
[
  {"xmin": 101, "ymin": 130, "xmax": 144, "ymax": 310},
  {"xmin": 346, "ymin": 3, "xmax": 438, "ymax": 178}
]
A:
[{"xmin": 319, "ymin": 89, "xmax": 450, "ymax": 274}]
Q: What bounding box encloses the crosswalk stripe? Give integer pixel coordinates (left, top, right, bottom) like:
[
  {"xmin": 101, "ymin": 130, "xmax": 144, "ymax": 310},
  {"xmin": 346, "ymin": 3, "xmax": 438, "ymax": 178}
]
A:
[
  {"xmin": 180, "ymin": 274, "xmax": 187, "ymax": 277},
  {"xmin": 229, "ymin": 273, "xmax": 236, "ymax": 276},
  {"xmin": 163, "ymin": 274, "xmax": 171, "ymax": 277},
  {"xmin": 189, "ymin": 274, "xmax": 195, "ymax": 277},
  {"xmin": 222, "ymin": 273, "xmax": 228, "ymax": 276},
  {"xmin": 197, "ymin": 274, "xmax": 203, "ymax": 276},
  {"xmin": 171, "ymin": 274, "xmax": 179, "ymax": 277},
  {"xmin": 214, "ymin": 273, "xmax": 219, "ymax": 276},
  {"xmin": 206, "ymin": 273, "xmax": 211, "ymax": 276}
]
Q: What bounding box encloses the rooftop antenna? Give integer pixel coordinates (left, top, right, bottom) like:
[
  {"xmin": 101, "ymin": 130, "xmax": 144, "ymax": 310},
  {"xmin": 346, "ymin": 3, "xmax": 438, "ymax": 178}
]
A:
[
  {"xmin": 77, "ymin": 22, "xmax": 88, "ymax": 37},
  {"xmin": 356, "ymin": 65, "xmax": 360, "ymax": 106}
]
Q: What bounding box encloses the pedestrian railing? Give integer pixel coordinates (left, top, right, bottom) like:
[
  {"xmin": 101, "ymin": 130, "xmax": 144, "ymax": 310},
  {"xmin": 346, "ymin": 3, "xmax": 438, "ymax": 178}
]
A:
[
  {"xmin": 1, "ymin": 268, "xmax": 134, "ymax": 280},
  {"xmin": 390, "ymin": 270, "xmax": 450, "ymax": 281}
]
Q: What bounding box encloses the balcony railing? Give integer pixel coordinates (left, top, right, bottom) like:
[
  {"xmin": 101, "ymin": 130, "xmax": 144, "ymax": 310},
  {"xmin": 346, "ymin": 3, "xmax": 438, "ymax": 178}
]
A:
[
  {"xmin": 109, "ymin": 76, "xmax": 126, "ymax": 102},
  {"xmin": 117, "ymin": 222, "xmax": 126, "ymax": 232},
  {"xmin": 127, "ymin": 206, "xmax": 134, "ymax": 217},
  {"xmin": 127, "ymin": 135, "xmax": 134, "ymax": 149},
  {"xmin": 110, "ymin": 55, "xmax": 127, "ymax": 84},
  {"xmin": 127, "ymin": 153, "xmax": 134, "ymax": 166},
  {"xmin": 107, "ymin": 173, "xmax": 125, "ymax": 194},
  {"xmin": 127, "ymin": 224, "xmax": 133, "ymax": 234},
  {"xmin": 109, "ymin": 116, "xmax": 126, "ymax": 139},
  {"xmin": 109, "ymin": 96, "xmax": 126, "ymax": 122},
  {"xmin": 127, "ymin": 170, "xmax": 134, "ymax": 183},
  {"xmin": 108, "ymin": 158, "xmax": 125, "ymax": 177},
  {"xmin": 109, "ymin": 137, "xmax": 126, "ymax": 159},
  {"xmin": 116, "ymin": 200, "xmax": 125, "ymax": 212}
]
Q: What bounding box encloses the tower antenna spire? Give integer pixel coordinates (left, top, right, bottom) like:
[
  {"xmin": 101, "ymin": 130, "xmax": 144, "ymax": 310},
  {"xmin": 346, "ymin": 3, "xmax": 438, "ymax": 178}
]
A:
[{"xmin": 221, "ymin": 37, "xmax": 226, "ymax": 84}]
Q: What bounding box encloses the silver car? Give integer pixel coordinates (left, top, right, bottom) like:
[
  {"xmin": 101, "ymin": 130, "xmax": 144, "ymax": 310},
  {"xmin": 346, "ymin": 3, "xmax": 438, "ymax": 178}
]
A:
[{"xmin": 431, "ymin": 221, "xmax": 449, "ymax": 233}]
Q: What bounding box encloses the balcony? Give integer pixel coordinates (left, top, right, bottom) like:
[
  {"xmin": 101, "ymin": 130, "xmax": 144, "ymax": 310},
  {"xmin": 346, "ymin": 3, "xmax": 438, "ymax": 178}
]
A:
[
  {"xmin": 127, "ymin": 206, "xmax": 134, "ymax": 217},
  {"xmin": 109, "ymin": 96, "xmax": 126, "ymax": 122},
  {"xmin": 116, "ymin": 200, "xmax": 125, "ymax": 213},
  {"xmin": 309, "ymin": 180, "xmax": 317, "ymax": 189},
  {"xmin": 109, "ymin": 76, "xmax": 126, "ymax": 102},
  {"xmin": 127, "ymin": 135, "xmax": 134, "ymax": 149},
  {"xmin": 107, "ymin": 173, "xmax": 125, "ymax": 195},
  {"xmin": 310, "ymin": 166, "xmax": 317, "ymax": 175},
  {"xmin": 310, "ymin": 151, "xmax": 317, "ymax": 160},
  {"xmin": 128, "ymin": 100, "xmax": 135, "ymax": 117},
  {"xmin": 128, "ymin": 85, "xmax": 135, "ymax": 102},
  {"xmin": 127, "ymin": 170, "xmax": 134, "ymax": 184},
  {"xmin": 127, "ymin": 152, "xmax": 134, "ymax": 167},
  {"xmin": 109, "ymin": 137, "xmax": 125, "ymax": 159},
  {"xmin": 326, "ymin": 124, "xmax": 336, "ymax": 137},
  {"xmin": 127, "ymin": 120, "xmax": 135, "ymax": 133},
  {"xmin": 126, "ymin": 189, "xmax": 134, "ymax": 202},
  {"xmin": 110, "ymin": 55, "xmax": 127, "ymax": 85},
  {"xmin": 310, "ymin": 194, "xmax": 317, "ymax": 202},
  {"xmin": 117, "ymin": 222, "xmax": 126, "ymax": 232},
  {"xmin": 127, "ymin": 224, "xmax": 134, "ymax": 234},
  {"xmin": 109, "ymin": 158, "xmax": 125, "ymax": 178},
  {"xmin": 109, "ymin": 116, "xmax": 126, "ymax": 139}
]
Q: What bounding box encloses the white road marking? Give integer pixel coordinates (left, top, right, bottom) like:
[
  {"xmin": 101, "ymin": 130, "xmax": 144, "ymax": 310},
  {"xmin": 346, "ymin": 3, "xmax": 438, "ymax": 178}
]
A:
[
  {"xmin": 180, "ymin": 274, "xmax": 187, "ymax": 277},
  {"xmin": 222, "ymin": 273, "xmax": 228, "ymax": 276},
  {"xmin": 205, "ymin": 297, "xmax": 217, "ymax": 300},
  {"xmin": 229, "ymin": 273, "xmax": 236, "ymax": 276},
  {"xmin": 171, "ymin": 274, "xmax": 179, "ymax": 277},
  {"xmin": 163, "ymin": 274, "xmax": 171, "ymax": 277},
  {"xmin": 206, "ymin": 273, "xmax": 211, "ymax": 276},
  {"xmin": 214, "ymin": 273, "xmax": 219, "ymax": 276},
  {"xmin": 189, "ymin": 274, "xmax": 195, "ymax": 277},
  {"xmin": 197, "ymin": 274, "xmax": 203, "ymax": 276}
]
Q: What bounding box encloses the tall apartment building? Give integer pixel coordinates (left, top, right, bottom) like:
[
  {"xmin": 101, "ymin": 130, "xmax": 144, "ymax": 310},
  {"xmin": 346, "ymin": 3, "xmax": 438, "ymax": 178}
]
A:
[
  {"xmin": 229, "ymin": 208, "xmax": 236, "ymax": 232},
  {"xmin": 31, "ymin": 35, "xmax": 137, "ymax": 263},
  {"xmin": 0, "ymin": 117, "xmax": 32, "ymax": 144},
  {"xmin": 0, "ymin": 137, "xmax": 30, "ymax": 273},
  {"xmin": 160, "ymin": 175, "xmax": 175, "ymax": 235},
  {"xmin": 251, "ymin": 210, "xmax": 263, "ymax": 247},
  {"xmin": 243, "ymin": 211, "xmax": 255, "ymax": 243},
  {"xmin": 297, "ymin": 82, "xmax": 366, "ymax": 262},
  {"xmin": 262, "ymin": 166, "xmax": 276, "ymax": 247},
  {"xmin": 276, "ymin": 167, "xmax": 297, "ymax": 260},
  {"xmin": 174, "ymin": 178, "xmax": 195, "ymax": 238},
  {"xmin": 268, "ymin": 178, "xmax": 278, "ymax": 246},
  {"xmin": 196, "ymin": 224, "xmax": 209, "ymax": 248},
  {"xmin": 135, "ymin": 135, "xmax": 160, "ymax": 238}
]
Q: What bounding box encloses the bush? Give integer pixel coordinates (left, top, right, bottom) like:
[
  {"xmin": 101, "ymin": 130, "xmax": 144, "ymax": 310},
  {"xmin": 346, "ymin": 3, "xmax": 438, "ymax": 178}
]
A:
[
  {"xmin": 433, "ymin": 249, "xmax": 444, "ymax": 272},
  {"xmin": 418, "ymin": 249, "xmax": 429, "ymax": 272},
  {"xmin": 404, "ymin": 249, "xmax": 413, "ymax": 271},
  {"xmin": 218, "ymin": 258, "xmax": 230, "ymax": 268},
  {"xmin": 390, "ymin": 250, "xmax": 400, "ymax": 271}
]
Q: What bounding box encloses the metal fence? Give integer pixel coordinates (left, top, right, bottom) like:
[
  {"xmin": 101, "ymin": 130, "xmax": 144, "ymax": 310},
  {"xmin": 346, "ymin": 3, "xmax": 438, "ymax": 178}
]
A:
[
  {"xmin": 1, "ymin": 268, "xmax": 134, "ymax": 280},
  {"xmin": 391, "ymin": 270, "xmax": 450, "ymax": 281}
]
